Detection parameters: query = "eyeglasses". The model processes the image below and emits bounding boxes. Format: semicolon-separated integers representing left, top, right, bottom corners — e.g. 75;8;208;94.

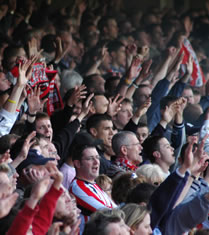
82;156;101;162
125;142;141;147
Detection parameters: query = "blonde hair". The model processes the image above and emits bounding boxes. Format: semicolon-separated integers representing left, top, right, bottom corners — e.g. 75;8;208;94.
136;164;166;185
122;203;150;230
95;174;112;189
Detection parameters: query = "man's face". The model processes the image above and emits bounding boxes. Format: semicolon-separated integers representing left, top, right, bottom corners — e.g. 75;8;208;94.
35;118;53;141
101;50;111;71
115;102;133;129
94;95;109;114
47;141;60;164
136;126;149;144
107;219;130;235
55;190;80;223
38;138;49;157
125;134;143;165
157;137;175;166
106;19;118;39
182;88;194;104
114;46;126;68
77;147;100;182
60;32;72;53
0;172;13;196
6;48;27;71
93;120;114;147
134;86;152;107
0;72;11;92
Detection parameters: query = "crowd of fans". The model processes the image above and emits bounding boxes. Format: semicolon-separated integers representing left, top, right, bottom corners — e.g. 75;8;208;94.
2;0;209;234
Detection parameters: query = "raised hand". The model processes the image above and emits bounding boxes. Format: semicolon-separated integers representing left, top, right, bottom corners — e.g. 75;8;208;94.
28;85;48;114
135;97;152;117
174;97;187;115
139;59;152;81
77;93;94;121
138;45;149;58
126;43;137;57
126;55;142;81
68;218;81;235
11;131;36;168
191;134;209;177
67;85;87;107
0;192;18;218
54;37;63;64
18;60;34;87
46;163;63;190
186;54;193;75
160;102;176;128
0;150;11;164
23;168;48;185
30;176;51;200
48;222;63;235
107;94;124;117
132;97;151;124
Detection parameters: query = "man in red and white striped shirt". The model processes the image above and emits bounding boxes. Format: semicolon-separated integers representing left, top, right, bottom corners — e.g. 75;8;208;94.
69;144;116;219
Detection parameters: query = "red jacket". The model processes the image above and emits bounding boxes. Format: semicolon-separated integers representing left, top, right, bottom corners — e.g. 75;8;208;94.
7;186;63;235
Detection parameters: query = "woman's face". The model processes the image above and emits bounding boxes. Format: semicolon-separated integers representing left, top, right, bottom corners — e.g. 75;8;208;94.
134;213;152;235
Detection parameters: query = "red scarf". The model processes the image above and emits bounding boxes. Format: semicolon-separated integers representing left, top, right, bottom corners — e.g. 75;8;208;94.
115;157;137;171
179;38;206;87
9;62;63;116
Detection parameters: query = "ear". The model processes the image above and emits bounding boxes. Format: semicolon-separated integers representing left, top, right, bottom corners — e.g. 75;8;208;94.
153;151;161;159
73;160;81;169
89;127;97;138
89;105;96;114
121;145;127;155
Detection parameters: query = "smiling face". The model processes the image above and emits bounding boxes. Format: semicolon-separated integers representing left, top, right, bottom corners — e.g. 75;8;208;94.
35;118;53;141
75;147;100;183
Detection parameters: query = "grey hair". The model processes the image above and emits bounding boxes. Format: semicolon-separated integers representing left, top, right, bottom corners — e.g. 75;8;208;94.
112;131;136;155
60;70;83;97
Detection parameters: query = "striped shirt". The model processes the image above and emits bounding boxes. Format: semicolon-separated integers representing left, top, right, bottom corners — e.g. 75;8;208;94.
69;178;116;216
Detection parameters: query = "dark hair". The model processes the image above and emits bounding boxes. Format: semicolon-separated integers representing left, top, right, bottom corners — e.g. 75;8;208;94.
112;172;142;204
160;96;178;110
35;112;50;121
0;135;12;154
41;34;56;53
83;209;123;235
86;113;112;133
107;40;125;53
142;135;163;163
72;144;96;162
179;142;198;163
98;16;116;34
83;74;101;93
126;183;156;204
137;122;149;129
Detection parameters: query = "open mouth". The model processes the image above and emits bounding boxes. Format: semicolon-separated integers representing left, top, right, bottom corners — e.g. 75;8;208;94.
92;167;98;171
